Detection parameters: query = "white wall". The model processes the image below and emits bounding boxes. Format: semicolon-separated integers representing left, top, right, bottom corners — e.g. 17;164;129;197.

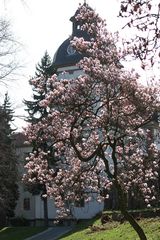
57;65;83;80
35;196;57;219
15;184;36;219
15;145;58;220
71;193;104;220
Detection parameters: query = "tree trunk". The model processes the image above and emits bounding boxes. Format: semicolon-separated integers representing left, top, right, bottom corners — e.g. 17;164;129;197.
121;209;147;240
43;197;49;227
114;180;147;240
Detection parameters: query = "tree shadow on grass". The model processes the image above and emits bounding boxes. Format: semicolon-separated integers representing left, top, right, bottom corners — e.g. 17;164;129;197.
0;227;47;240
58;216;100;239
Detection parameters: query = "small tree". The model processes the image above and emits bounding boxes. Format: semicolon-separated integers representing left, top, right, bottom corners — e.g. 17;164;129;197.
24;52;56;226
24;4;160;239
0;93;19;226
0;18;20;83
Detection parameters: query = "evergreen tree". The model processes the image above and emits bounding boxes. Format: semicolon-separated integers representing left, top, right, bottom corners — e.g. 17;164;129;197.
0;93;19;226
35;50;53;78
24;51;56;226
24;51;54;123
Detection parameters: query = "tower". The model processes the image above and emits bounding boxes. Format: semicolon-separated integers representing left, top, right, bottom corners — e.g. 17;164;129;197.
53;3;90;80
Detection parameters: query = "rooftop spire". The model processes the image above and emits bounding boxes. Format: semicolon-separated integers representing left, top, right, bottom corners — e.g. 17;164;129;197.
84;0;87;5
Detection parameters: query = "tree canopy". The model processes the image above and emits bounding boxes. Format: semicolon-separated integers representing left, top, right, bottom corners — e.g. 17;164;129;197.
23;3;160;239
119;0;160;68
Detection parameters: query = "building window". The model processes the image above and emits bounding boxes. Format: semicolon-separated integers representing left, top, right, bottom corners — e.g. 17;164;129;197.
23;198;30;210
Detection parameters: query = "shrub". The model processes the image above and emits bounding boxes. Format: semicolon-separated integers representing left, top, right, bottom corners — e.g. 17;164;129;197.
10;217;30;226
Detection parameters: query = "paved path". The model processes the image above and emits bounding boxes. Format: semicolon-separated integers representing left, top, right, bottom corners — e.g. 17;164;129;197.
25;226;73;240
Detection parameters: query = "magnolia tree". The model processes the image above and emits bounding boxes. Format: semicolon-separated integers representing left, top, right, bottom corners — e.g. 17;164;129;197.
23;4;160;240
119;0;160;68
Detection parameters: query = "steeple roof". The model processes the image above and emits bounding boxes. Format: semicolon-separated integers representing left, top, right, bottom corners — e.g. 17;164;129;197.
53;3;91;68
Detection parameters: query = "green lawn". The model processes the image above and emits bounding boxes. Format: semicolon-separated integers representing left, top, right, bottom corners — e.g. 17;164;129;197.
59;218;160;240
0;226;47;240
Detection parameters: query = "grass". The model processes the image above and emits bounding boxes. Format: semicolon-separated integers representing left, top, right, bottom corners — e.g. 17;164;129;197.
59;217;160;240
0;226;47;240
